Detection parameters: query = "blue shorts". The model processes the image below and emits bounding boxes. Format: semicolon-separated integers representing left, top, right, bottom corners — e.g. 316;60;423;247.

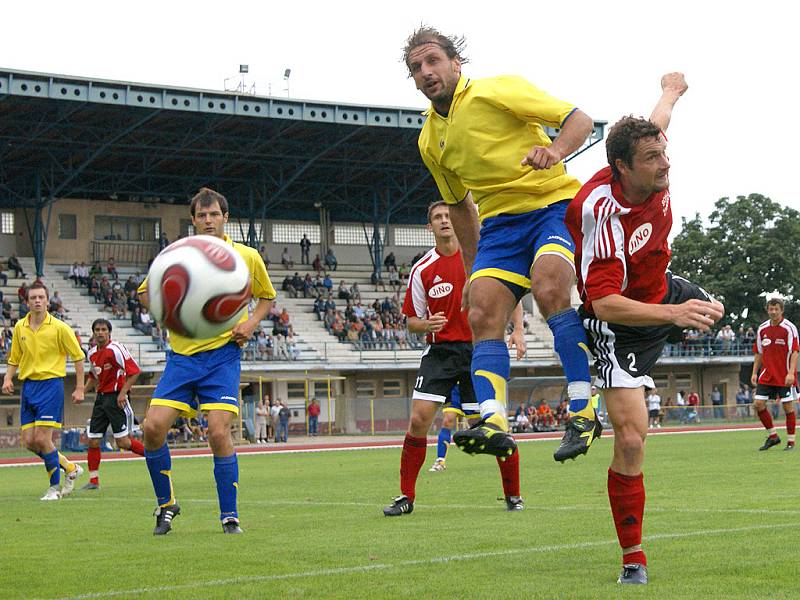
20;378;64;430
151;343;242;417
443;384;480;419
471;200;575;297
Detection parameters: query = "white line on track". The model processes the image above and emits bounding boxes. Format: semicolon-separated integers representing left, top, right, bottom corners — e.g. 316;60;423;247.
0;425;766;468
51;522;785;600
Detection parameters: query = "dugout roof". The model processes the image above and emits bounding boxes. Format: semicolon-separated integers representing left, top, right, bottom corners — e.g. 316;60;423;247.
0;68;605;226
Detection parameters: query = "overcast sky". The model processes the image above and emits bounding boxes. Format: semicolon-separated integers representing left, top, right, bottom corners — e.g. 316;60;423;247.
3;0;797;234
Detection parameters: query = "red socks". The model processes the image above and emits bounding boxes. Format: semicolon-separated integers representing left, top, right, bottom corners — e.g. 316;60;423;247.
129;439;145;456
400;434;427;502
785;411;796;436
496;449;520;497
758;408;776;434
608;469;647;565
88;447;101;484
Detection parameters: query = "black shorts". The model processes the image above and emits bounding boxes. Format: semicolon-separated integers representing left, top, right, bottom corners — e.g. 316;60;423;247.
88;393;136;439
754;384;796;402
581;272;713;389
648;409;660;418
412;342;476;407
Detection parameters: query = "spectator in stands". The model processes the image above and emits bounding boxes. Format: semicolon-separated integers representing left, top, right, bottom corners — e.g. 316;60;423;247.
7;253;26;279
307;399;321;436
17;282;27;304
88;276;101;303
312;254;322;274
398;262;409;282
159;232;170;250
255;399;269;443
350;282;362;302
337;280;350;300
270;400;282;442
324;248;338;271
312;273;325;295
19;298;29;320
383;252;397;269
281;247;294;269
89;261;102;279
555;398;570;427
537;400;555;430
302;274;315;298
277;401;291;441
300;234;311;265
372;270;386;292
135;306;154;335
313;295;326;320
281;275;295;298
256;330;271;360
76;262;89;286
323;308;336;332
291;272;303;295
69;262;80;286
1;299;13;327
259;245;270;267
322;273;333;294
0;263;6;287
387;265;401;293
411;251;425;265
124;276;138;295
324;293;336;313
716;324;735;355
381;296;393;314
286;331;299;360
107;257;119;280
113;289;128;319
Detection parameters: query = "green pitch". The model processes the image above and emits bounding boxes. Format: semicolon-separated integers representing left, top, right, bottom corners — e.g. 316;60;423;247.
1;430;798;599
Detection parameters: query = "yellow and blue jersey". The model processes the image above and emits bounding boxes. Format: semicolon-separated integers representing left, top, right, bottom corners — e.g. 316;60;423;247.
139;235;276;356
8;312;84;380
418;74;582;221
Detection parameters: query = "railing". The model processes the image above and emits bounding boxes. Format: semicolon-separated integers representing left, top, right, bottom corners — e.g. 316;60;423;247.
662;339;755;358
90;240;159;265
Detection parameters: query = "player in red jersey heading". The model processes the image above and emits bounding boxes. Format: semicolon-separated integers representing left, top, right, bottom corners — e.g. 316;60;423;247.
79;318;145;489
383;201;525;517
565;73;724;584
751;298;799;451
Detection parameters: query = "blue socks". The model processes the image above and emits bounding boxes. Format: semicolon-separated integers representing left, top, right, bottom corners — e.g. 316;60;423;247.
42;450;60;486
437;428;452;460
472;339;510;426
214;454;239;522
145;443;174;507
547;309;592;414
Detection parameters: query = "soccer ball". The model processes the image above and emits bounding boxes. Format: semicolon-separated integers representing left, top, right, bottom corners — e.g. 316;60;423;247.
147;235;251;339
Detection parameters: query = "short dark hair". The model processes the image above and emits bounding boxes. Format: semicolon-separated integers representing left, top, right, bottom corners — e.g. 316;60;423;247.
91;318;113;332
427;201;449;223
767;297;785;310
190;187;229;217
403;26;468;75
606;116;663;178
26;281;49;300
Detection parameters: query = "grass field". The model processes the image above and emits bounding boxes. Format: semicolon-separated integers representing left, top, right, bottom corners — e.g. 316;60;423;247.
1;429;798;599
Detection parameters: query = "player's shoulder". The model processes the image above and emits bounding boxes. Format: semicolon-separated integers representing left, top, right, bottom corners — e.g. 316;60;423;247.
49;315;74;334
87;345;98;358
470;74;529;95
757;320;770;332
575;166;615;200
409;248;439;277
232;241;260;262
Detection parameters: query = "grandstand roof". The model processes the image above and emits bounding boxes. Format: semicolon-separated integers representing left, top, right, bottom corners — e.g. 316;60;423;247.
0;68;605;225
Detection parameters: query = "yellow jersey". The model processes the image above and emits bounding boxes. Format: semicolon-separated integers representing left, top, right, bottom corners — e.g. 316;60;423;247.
8;312;85;380
139;235;276;356
418;74;582;220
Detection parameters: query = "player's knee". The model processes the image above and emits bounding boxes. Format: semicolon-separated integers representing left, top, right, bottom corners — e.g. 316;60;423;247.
468;304;505;338
23;437;39;453
409;412;432;437
531;281;570;318
115;436;131;450
617;429;645;458
143;419;166;446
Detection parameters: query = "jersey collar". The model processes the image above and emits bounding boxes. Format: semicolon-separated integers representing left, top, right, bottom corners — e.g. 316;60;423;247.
22;311;53;329
422;75;471;118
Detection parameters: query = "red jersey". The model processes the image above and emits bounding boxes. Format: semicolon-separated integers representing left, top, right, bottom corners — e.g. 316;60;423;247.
565;166;672;315
402;247;471;344
87;340;141;393
753;318;799;386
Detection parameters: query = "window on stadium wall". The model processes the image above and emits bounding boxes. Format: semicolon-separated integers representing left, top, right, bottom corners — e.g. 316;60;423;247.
58;214;77;240
653;376;669;391
382;380;403;398
223;221;263;244
179;219;195;238
674;374;692;391
286;382;306;400
1;211;14;235
272;223;320;244
333;224;386;246
95;216;159;241
394;226;434;247
356;380;376;399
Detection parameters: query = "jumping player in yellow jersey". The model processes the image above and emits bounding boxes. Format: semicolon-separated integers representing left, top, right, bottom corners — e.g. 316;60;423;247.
2;281;86;500
403;27;599;461
138;188;276;535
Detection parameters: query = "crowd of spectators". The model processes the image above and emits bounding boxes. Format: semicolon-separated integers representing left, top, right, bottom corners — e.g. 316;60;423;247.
510;399;570;433
664;324;757;357
242;300;300;361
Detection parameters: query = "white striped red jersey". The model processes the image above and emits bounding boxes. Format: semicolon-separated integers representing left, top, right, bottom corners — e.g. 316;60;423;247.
566;166;672;315
87;340;141;393
402;247;471;344
753;318;799;386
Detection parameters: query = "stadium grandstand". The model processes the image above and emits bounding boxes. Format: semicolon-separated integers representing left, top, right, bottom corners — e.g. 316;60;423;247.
0;68;755;444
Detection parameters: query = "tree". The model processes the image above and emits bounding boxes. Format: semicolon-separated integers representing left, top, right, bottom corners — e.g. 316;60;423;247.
670;194;800;328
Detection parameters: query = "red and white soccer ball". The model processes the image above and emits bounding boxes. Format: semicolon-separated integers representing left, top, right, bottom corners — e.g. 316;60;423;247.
147;235;251;339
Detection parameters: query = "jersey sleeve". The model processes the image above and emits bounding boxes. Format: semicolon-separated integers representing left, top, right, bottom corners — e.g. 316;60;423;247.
59;324;85;362
247;250;276;300
418;147;468;205
485;75;577;128
113;343;141;377
576;199;627;302
137;277;148;295
402;266;427;320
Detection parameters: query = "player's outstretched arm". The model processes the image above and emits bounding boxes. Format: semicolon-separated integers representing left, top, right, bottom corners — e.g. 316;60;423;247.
593;294;723;330
650;72;688;132
447;193;480;311
521;109;593;170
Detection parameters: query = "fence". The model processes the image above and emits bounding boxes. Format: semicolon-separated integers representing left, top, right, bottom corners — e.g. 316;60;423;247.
90;240;159;265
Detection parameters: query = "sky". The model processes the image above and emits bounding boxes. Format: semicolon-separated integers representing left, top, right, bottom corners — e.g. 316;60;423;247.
3;0;797;235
